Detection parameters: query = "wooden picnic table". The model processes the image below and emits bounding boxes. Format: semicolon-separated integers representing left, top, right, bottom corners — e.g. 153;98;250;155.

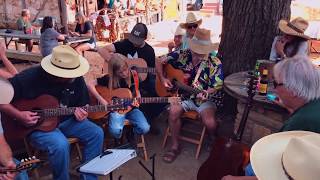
0;29;40;49
224;71;288;145
63;36;92;45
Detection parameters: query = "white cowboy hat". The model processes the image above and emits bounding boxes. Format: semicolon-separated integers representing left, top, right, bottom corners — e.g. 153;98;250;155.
41;45;89;78
179;12;202;29
278;17;310;39
0;78;14;104
250;131;320;180
174;25;185;36
188;28;215;55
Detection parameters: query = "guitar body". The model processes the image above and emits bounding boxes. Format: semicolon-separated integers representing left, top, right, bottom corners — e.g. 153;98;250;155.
126;58;149;81
197;137;250;180
155;64;185;97
2;95;59;142
88;86;133;119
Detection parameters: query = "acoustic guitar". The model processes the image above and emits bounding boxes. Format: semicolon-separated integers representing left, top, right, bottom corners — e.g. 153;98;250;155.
197;72;258;180
155;63;224;106
126;58;156;81
2;94;126;142
88;87;181;119
0;156;41;174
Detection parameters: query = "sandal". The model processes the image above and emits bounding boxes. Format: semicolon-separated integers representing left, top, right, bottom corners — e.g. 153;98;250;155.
162;148;181;163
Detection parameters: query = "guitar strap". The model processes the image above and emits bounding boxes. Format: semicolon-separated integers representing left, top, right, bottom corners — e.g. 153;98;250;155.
131;70;140;97
192;61;205;88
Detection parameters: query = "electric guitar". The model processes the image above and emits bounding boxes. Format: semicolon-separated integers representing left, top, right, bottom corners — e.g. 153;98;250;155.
197;72;258;180
2;95;126;142
88;87;181;119
0;157;41;174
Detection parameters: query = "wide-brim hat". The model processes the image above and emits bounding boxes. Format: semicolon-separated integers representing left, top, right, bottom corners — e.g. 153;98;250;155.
0;78;14;104
41;45;89;78
188;28;215;55
250;131;320;180
278;17;310;39
180;12;202;29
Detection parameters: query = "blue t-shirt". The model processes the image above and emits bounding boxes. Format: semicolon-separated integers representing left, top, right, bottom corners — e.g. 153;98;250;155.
40;28;60;57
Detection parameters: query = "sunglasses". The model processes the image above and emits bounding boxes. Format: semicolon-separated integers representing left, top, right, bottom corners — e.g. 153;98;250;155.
273;81;284;88
187;24;198;29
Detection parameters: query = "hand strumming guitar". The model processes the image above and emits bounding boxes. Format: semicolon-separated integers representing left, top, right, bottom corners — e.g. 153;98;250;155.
161;77;173;89
74;107;88;121
131;98;140;108
196;88;217;101
18;111;39;126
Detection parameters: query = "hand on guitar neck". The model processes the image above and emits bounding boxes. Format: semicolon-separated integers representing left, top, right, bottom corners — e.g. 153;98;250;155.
0;160;16;179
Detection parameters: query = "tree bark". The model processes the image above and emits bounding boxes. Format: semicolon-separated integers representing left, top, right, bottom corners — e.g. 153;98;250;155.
218;0;292;76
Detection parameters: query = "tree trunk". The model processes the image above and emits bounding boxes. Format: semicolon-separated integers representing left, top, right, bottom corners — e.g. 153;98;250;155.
218;0;292;76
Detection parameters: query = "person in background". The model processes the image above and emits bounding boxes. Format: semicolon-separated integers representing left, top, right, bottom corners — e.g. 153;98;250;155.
0;42;18;79
40;16;65;57
87;53;150;143
269;17;310;61
168;25;185;53
70;12;96;54
179;12;202;50
16;9;33;52
222;56;320;180
95;10;110;41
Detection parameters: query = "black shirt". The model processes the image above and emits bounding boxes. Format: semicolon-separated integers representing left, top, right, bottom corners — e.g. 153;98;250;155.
75;21;95;44
9;66;89;107
113;39;155;68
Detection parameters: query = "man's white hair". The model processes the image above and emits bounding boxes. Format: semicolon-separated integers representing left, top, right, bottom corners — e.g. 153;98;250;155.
273;56;320;101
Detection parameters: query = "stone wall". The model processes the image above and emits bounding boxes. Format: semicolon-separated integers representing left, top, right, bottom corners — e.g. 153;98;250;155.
234;102;289;146
0;0;61;29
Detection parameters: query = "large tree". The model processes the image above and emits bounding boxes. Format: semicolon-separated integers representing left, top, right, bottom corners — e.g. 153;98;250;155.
218;0;292;76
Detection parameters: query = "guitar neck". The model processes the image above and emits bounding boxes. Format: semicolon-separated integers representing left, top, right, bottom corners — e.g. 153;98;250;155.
39;105;114;117
121;97;173;104
134;67;156;74
0;168;17;173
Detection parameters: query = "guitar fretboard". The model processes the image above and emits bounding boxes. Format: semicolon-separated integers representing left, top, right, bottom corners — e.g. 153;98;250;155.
133;67;156;74
117;97;177;104
34;105;120;117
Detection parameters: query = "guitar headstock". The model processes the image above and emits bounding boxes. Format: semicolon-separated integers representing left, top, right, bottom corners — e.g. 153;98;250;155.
16;156;41;172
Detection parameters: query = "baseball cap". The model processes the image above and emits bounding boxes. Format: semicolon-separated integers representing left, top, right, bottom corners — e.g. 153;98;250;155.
128;23;148;45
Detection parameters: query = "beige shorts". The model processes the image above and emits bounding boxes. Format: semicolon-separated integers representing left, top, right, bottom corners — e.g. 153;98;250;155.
181;100;217;113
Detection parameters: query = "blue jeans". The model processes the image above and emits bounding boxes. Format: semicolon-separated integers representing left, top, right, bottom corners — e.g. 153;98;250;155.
109;108;150;139
29;117;104;180
14;159;29;180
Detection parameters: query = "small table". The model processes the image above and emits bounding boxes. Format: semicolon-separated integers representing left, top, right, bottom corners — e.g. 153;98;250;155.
224;71;289;145
0;29;40;49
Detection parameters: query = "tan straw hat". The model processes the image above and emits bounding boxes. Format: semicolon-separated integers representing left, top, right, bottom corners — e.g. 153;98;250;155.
0;78;14;104
174;25;185;36
180;12;202;29
188;28;215;55
250;131;320;180
41;45;89;78
278;17;310;39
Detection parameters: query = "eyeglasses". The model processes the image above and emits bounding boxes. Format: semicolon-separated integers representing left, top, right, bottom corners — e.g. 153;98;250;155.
273;81;284;88
187;24;198;29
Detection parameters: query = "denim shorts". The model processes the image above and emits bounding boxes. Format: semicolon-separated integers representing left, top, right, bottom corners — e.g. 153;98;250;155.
181;100;217;113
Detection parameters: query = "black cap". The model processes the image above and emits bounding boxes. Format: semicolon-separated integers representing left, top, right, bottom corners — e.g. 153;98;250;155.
128;23;148;45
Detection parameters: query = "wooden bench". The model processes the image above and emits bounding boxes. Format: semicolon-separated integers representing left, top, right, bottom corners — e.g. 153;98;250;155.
6;49;43;63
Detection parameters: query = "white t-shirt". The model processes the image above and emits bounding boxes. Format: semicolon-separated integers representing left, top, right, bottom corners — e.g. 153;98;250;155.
0;114;3;134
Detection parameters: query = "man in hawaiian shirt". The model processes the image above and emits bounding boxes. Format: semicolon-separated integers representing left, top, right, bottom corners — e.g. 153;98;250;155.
156;28;223;163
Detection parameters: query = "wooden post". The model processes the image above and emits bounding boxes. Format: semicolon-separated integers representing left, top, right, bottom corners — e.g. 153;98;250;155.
59;0;69;33
21;0;27;9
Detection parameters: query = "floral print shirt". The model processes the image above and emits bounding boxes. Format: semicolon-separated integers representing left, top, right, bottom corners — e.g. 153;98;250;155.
167;49;224;105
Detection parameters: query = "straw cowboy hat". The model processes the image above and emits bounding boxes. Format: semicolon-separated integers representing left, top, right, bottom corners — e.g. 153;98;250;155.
250;131;320;180
41;45;89;78
174;25;185;36
188;28;215;55
180;12;202;29
278;17;310;39
0;78;14;104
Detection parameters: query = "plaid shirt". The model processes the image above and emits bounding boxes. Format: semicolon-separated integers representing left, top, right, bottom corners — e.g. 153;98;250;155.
167;49;224;105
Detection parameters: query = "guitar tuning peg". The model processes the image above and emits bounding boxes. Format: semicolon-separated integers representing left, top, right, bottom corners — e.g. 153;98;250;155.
21;159;25;162
29;157;32;160
32;156;36;159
